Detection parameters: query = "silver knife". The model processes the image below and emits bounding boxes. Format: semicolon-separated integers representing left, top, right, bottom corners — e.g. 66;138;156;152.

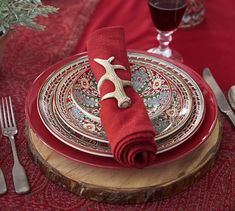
203;67;235;127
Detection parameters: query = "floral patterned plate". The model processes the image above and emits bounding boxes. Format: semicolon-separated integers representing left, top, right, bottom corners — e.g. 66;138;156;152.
28;52;217;168
71;64;172;122
54;63;193;142
37;52;205;157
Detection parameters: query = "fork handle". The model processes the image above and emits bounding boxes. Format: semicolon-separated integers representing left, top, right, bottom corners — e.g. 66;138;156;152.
9;135;30;194
12;162;30;194
0;168;7;195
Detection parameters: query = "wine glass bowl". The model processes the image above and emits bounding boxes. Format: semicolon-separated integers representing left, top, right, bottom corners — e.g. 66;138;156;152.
147;0;187;62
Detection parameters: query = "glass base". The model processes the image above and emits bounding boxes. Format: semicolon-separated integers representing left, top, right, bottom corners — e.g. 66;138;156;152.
147;47;183;63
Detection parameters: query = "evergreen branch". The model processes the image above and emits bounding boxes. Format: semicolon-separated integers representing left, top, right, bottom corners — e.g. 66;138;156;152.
0;0;58;33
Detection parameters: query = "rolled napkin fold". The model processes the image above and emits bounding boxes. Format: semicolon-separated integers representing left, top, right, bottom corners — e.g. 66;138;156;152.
87;26;157;168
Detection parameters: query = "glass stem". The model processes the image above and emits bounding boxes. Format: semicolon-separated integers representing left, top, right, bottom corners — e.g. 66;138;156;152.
157;30;174;58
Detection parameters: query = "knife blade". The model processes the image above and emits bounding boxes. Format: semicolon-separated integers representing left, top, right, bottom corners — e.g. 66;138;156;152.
203;68;235;127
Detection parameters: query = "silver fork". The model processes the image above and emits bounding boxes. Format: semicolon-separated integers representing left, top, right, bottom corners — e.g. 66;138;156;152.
0;96;30;194
0;167;7;195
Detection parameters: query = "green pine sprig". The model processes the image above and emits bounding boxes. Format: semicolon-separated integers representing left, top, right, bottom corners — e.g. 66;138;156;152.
0;0;58;34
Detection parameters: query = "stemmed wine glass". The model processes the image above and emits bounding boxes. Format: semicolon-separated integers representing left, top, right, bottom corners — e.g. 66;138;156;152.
147;0;187;62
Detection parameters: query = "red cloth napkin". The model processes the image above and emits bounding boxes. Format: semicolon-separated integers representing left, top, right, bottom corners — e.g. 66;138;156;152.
87;26;157;168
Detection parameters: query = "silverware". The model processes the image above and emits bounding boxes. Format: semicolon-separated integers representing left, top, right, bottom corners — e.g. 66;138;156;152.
0;96;30;194
202;68;235;127
0;119;7;195
0;168;7;195
228;85;235;110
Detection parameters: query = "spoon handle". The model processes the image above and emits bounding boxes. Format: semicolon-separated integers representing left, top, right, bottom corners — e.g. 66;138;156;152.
226;110;235;127
228;85;235;111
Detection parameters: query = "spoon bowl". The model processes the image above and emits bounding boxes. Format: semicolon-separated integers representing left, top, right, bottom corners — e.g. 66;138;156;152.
228;85;235;110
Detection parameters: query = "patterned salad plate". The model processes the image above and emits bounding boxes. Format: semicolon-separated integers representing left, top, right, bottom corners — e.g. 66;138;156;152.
54;60;193;142
37;52;205;157
71;65;173;123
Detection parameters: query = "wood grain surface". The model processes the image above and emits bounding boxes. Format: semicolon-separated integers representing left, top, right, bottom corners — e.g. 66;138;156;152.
26;120;221;204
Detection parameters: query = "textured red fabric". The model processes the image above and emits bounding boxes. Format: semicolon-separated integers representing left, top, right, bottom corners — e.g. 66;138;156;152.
87;27;156;168
0;0;234;210
74;0;235;93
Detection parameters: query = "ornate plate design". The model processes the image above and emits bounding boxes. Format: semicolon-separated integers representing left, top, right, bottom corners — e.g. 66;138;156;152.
71;65;172;122
37;52;205;157
28;53;217;168
54;65;192;142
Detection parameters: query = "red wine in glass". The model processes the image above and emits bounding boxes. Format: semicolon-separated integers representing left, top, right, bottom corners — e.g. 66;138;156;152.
148;0;187;31
147;0;187;62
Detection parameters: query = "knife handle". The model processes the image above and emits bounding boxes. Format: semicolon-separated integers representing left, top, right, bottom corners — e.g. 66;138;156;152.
226;110;235;127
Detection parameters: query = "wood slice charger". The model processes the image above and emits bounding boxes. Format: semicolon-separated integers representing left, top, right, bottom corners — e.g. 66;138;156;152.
26;119;222;204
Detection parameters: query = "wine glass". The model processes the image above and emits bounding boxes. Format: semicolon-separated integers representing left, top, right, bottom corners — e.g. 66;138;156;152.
147;0;187;62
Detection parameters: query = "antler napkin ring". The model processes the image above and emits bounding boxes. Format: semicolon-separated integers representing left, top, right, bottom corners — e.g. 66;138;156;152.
94;56;132;108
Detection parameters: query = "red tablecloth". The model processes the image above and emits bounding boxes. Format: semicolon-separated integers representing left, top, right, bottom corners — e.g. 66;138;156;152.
75;0;235;92
0;0;235;210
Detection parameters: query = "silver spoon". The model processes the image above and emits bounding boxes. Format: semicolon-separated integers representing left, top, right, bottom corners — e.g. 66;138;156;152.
228;85;235;110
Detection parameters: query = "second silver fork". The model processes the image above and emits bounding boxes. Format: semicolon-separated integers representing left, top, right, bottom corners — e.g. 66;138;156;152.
0;167;7;195
0;96;30;194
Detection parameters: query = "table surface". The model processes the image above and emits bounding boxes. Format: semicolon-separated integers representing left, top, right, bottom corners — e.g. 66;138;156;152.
0;0;235;210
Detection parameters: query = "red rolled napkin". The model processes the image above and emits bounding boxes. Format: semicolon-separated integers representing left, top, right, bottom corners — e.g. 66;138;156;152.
87;26;157;168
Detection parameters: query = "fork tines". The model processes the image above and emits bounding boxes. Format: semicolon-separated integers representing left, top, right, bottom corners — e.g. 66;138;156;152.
0;96;30;194
0;96;16;129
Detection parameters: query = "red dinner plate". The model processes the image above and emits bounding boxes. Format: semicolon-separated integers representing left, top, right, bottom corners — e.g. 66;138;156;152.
25;52;218;168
